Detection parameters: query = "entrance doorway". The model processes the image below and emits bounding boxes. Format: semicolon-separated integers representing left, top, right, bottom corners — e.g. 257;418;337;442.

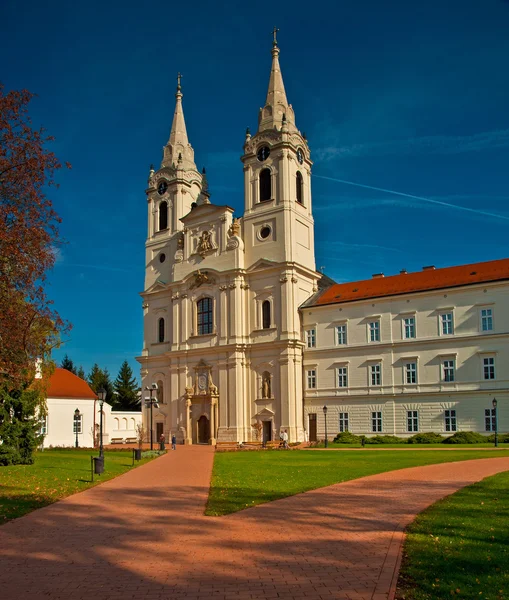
262;421;272;443
197;415;210;444
156;422;164;442
309;413;317;442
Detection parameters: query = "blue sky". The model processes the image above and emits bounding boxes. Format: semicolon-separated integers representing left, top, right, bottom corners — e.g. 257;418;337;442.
1;0;508;381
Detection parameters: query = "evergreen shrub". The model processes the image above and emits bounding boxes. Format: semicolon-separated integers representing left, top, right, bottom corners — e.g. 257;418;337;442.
365;435;406;444
407;432;445;444
333;431;362;444
442;431;488;444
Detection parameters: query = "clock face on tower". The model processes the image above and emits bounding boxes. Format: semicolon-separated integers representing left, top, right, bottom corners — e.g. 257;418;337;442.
157;181;168;195
297;148;304;164
257;146;271;162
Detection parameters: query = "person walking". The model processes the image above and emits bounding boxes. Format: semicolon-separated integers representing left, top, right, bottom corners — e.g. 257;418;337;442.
283;429;289;449
171;433;177;450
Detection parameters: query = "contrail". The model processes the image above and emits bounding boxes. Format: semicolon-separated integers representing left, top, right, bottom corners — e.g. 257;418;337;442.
314;174;509;222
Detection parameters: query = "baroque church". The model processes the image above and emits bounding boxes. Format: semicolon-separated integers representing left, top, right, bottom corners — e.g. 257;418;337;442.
138;34;324;444
138;35;508;444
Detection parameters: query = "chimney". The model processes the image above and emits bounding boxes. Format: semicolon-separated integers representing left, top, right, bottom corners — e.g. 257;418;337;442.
400;269;408;274
422;265;436;271
372;273;385;279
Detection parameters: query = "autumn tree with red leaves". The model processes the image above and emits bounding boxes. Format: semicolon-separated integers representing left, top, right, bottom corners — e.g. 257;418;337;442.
0;83;70;464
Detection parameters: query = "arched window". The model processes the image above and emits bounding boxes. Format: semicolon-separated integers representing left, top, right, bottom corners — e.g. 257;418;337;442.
122;417;128;430
157;379;164;404
296;171;303;204
114;418;119;431
259;169;271;202
159;201;168;231
262;300;271;329
197;297;213;335
130;418;136;430
158;318;165;343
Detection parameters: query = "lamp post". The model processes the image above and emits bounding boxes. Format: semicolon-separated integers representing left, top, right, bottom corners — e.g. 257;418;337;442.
144;383;159;451
98;388;106;458
74;408;81;448
323;405;328;448
492;398;498;448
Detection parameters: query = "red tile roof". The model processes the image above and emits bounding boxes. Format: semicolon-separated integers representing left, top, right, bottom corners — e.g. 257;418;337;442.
46;368;97;400
308;258;509;307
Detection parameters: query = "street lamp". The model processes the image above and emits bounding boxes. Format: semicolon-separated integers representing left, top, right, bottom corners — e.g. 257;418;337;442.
492;398;498;448
323;405;328;448
98;388;106;458
144;383;159;451
74;408;81;448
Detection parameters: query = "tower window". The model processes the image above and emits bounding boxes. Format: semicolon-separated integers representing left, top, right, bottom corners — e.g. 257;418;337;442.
158;318;165;343
259;169;271;202
159;201;168;231
296;171;303;204
197;297;213;335
262;300;271;329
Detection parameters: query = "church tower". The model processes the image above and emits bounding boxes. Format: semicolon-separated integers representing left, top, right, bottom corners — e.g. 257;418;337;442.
144;75;204;290
242;29;315;273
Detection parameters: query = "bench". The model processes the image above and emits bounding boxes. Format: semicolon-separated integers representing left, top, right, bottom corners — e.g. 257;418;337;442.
240;441;263;450
265;441;282;449
215;442;240;452
110;437;125;444
124;437;137;444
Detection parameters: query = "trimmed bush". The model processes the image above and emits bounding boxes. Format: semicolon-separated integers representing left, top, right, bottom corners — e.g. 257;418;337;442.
442;431;488;444
333;431;362;444
365;435;406;444
408;432;445;444
487;432;509;444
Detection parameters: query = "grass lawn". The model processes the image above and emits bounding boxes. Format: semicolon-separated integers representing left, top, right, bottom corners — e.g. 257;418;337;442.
205;448;509;516
0;449;158;523
396;470;509;600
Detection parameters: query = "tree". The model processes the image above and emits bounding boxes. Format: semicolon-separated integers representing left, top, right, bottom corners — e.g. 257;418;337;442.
113;361;140;411
60;354;76;375
0;84;71;383
0;84;70;464
76;365;85;380
87;364;114;404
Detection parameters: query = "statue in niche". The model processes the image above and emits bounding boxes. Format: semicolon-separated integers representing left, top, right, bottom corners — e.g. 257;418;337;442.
197;230;213;256
262;372;271;399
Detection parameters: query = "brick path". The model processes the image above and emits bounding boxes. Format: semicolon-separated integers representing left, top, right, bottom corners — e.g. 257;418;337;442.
0;448;508;600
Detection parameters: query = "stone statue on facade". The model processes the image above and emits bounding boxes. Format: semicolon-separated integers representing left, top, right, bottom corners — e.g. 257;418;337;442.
262;373;271;399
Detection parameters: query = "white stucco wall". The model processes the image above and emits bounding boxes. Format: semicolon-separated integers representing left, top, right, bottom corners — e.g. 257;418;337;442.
43;398;95;448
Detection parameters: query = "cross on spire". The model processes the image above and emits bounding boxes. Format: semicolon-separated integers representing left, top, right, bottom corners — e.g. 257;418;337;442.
177;72;182;92
272;26;279;47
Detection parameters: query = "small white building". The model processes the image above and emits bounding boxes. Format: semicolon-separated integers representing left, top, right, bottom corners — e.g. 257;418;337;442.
40;368;142;447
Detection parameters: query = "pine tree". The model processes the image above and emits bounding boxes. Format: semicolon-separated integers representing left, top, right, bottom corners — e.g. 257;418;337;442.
87;364;114;405
60;354;76;374
77;365;85;380
113;361;140;411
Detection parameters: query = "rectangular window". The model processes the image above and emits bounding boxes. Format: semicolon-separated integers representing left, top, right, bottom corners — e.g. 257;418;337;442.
483;357;495;380
372;411;382;433
307;369;316;389
444;409;457;432
443;360;455;382
197;297;213;335
440;312;454;335
306;329;316;348
485;408;496;432
407;410;419;432
404;317;416;339
40;416;47;436
369;321;380;342
370;364;381;386
337;367;348;388
339;412;349;432
336;324;347;345
73;415;83;434
481;308;493;332
405;362;417;384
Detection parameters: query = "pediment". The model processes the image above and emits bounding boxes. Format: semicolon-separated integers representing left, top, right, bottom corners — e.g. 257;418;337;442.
253;407;275;418
145;279;168;293
180;203;234;223
246;258;279;273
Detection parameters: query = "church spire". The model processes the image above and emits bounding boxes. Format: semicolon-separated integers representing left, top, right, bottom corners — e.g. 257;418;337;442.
258;28;297;133
161;73;197;171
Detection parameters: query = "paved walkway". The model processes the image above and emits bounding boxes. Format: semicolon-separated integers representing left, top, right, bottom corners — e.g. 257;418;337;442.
0;448;508;600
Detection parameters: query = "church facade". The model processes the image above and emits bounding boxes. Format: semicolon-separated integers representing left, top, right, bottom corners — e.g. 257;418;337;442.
137;38;508;444
137;36;321;444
